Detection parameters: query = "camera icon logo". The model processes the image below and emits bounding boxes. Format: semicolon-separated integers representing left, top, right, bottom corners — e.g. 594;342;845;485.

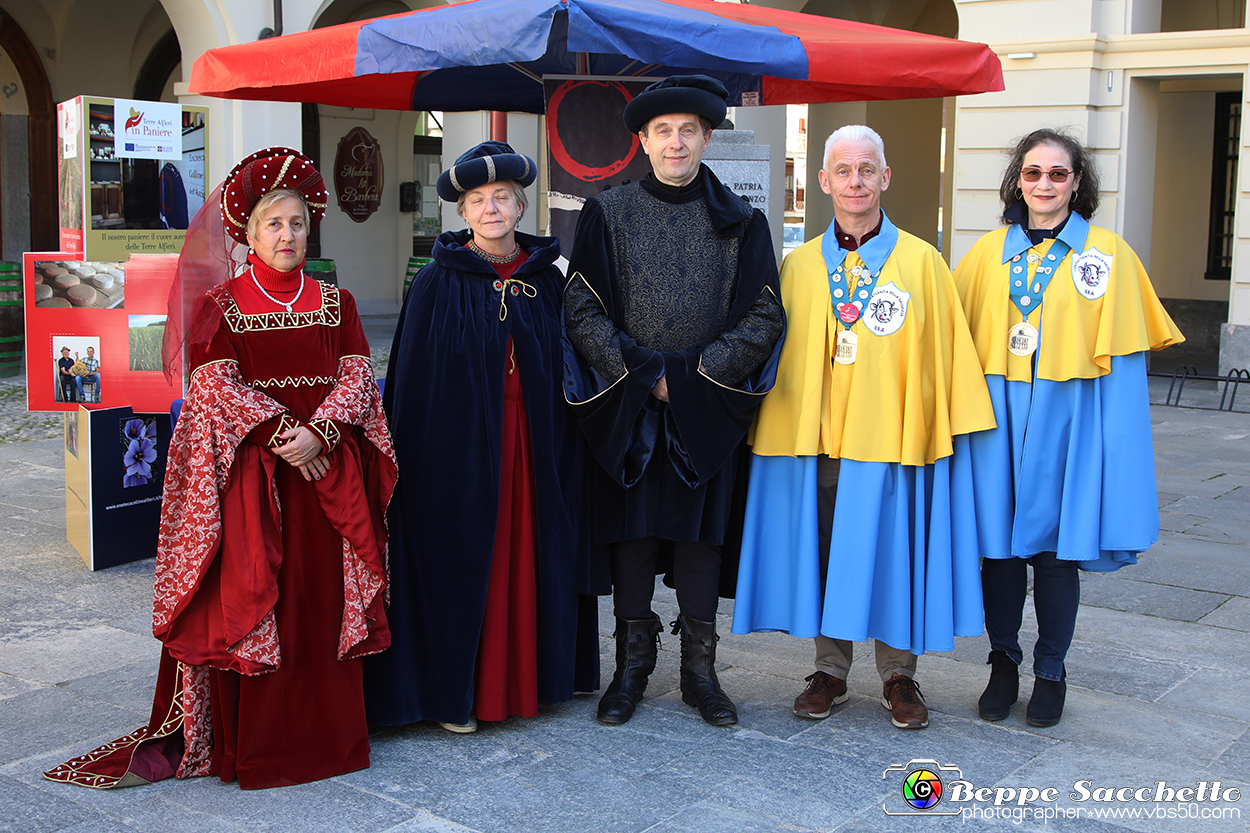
883;759;963;816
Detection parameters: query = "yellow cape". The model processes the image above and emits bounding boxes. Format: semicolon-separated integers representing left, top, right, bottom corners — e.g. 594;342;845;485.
953;225;1184;383
750;230;995;465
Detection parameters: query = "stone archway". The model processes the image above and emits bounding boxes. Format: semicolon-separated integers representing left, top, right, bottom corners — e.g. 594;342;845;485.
0;8;56;252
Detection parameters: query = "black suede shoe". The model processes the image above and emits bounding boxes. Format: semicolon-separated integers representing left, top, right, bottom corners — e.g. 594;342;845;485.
978;650;1019;722
1026;671;1067;728
597;615;663;725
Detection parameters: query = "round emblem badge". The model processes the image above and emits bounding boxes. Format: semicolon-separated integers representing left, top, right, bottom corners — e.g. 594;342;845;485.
1008;320;1040;356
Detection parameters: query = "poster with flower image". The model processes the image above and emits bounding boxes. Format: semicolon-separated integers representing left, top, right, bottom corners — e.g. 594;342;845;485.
121;416;159;487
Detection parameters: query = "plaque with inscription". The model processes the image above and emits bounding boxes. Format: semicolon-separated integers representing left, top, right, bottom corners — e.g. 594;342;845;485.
335;126;384;223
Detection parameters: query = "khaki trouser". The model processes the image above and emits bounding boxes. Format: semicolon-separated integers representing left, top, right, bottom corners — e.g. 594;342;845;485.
814;455;918;683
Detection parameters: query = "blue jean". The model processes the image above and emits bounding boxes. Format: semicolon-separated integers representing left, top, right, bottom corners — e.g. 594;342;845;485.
981;552;1078;682
74;373;100;401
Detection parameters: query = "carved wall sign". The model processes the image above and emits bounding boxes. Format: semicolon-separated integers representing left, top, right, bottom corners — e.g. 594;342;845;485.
334;126;383;223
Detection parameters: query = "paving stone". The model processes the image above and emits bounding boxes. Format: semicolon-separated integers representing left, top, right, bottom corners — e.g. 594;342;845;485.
378;811;483;832
353;717;698;833
62;660;161;716
1124;538;1250;596
1156;668;1250;724
0;773;95;833
656;730;889;832
1160;496;1220;519
157;776;420;833
1212;729;1250;778
1073;604;1248;671
0;684;147;766
644;800;825;832
1002;745;1249;833
1183;514;1250;543
1198;597;1250;632
1077;574;1229;622
1158;512;1203;534
995;684;1246;769
0;623;159;685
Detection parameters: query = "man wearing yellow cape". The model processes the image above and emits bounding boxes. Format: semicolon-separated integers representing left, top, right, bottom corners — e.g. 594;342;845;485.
733;126;995;730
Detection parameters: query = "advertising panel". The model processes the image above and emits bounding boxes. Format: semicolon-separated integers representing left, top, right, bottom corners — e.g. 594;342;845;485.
56;95;208;261
23;252;183;413
64;406;172;571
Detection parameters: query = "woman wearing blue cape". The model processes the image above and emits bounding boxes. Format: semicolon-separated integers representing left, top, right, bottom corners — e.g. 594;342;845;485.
364;142;598;733
954;128;1183;727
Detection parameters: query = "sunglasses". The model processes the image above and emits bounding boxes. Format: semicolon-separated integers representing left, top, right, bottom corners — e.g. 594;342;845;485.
1021;167;1074;183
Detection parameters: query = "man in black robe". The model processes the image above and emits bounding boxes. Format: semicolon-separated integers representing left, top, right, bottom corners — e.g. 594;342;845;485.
564;75;784;727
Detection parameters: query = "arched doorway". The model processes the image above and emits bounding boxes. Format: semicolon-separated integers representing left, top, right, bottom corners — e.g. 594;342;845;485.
0;8;55;254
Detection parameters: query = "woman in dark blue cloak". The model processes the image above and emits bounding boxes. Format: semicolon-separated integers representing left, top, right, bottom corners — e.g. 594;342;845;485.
364;142;598;733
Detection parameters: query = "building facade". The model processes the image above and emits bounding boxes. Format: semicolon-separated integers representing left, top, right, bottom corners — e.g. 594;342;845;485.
1;0;1246;371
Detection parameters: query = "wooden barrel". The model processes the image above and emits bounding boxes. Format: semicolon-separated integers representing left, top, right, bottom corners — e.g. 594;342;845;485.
304;258;338;286
0;262;22;378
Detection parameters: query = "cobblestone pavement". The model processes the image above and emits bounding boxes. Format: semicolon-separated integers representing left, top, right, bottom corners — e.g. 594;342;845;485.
0;377;61;444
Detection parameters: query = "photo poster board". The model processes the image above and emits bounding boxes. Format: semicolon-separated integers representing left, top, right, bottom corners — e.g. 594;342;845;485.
24;252;182;413
543;77;658;259
64;405;172;571
57;95;208;261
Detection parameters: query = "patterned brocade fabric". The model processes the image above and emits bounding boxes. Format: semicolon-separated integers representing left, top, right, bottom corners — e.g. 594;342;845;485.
564;184;783;388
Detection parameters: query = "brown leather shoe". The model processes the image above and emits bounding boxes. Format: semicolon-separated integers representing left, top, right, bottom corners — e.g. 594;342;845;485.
793;671;849;719
882;674;929;729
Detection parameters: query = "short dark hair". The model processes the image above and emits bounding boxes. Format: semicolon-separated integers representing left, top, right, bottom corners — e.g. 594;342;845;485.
999;128;1101;223
61;347;70;352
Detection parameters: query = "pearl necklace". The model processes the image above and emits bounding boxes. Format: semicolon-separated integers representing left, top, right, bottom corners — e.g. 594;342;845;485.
468;238;521;264
251;268;305;313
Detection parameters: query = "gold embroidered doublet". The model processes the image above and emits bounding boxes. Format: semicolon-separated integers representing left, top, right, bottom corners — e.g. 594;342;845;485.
213;282;343;334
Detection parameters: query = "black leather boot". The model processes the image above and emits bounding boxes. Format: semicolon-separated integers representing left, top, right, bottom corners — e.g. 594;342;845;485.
597;614;663;725
676;615;737;726
1026;670;1067;728
978;650;1019;722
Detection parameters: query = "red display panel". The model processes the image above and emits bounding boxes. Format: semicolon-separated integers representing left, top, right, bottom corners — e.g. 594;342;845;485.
24;252;183;413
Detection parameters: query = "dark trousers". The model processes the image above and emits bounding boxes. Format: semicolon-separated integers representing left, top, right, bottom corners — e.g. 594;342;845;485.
610;537;721;622
982;552;1079;682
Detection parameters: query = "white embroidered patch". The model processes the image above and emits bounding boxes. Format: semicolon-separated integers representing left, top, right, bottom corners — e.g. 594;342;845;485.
1071;247;1112;300
863;282;909;337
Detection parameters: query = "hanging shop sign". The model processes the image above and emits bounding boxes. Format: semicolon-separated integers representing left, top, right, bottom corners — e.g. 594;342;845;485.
334;126;384;223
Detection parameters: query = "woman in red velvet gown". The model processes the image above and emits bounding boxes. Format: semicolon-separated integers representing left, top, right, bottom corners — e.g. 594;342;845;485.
44;148;396;790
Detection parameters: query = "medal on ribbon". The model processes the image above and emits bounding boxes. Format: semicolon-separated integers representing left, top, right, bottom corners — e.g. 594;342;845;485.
1006;238;1072;358
826;255;880;365
834;329;858;365
1008;321;1040;357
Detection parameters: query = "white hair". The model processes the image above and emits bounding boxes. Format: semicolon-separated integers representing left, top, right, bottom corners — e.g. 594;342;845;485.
822;125;887;170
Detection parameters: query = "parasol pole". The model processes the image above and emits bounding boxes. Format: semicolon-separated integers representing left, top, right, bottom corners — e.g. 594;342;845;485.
490;111;507;141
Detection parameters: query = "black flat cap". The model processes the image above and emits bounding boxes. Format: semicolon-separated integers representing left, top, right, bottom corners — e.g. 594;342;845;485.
622;75;728;134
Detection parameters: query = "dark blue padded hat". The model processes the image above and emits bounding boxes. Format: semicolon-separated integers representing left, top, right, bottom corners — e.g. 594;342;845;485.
622;75;728;134
436;141;536;202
